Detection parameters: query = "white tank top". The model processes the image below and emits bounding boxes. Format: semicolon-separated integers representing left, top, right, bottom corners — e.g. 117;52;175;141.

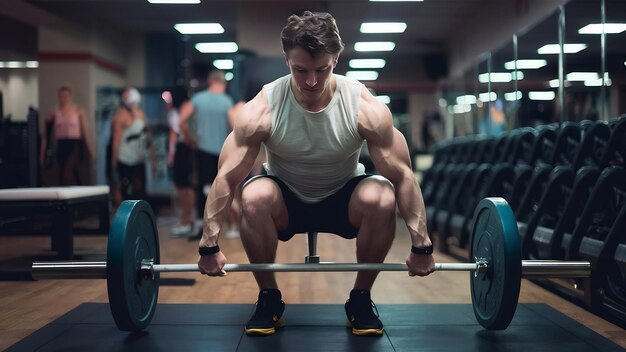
117;117;148;166
263;74;365;203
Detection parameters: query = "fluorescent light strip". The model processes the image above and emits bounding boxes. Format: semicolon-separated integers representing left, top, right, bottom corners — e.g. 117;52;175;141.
449;104;471;114
6;61;25;68
537;44;587;54
578;23;626;34
360;22;407;33
504;91;522;101
456;95;476;105
213;59;234;70
504;59;547;70
354;42;396;52
0;61;38;68
584;78;612;87
376;95;391;104
225;72;234;81
349;59;386;69
195;42;238;53
479;73;510;83
478;72;524;83
566;72;599;81
175;23;224;34
346;71;379;81
549;79;560;88
583;73;611;86
528;91;555;101
148;0;200;3
479;92;497;102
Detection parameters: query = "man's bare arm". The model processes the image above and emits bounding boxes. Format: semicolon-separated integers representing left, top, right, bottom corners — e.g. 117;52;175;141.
358;88;430;248
199;97;270;247
178;101;196;148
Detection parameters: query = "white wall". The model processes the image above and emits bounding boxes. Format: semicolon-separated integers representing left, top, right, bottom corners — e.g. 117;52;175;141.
0;69;38;121
37;20;146;183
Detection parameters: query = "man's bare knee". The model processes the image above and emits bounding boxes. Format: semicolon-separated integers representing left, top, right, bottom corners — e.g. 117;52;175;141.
241;179;285;221
351;177;396;219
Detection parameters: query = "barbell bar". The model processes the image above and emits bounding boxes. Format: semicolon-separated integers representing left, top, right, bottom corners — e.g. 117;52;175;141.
32;260;590;278
30;198;592;333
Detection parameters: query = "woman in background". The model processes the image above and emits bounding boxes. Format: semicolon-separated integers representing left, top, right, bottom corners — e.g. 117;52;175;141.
40;85;94;185
110;87;157;206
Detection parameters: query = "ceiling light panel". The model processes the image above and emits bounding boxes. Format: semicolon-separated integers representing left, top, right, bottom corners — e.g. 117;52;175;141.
175;23;224;34
148;0;200;4
360;22;407;33
504;59;547;70
578;23;626;34
537;44;587;54
354;42;396;52
349;59;386;69
195;42;238;53
346;71;379;80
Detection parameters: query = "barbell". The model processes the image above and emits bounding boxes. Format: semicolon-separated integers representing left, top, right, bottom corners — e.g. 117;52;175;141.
31;198;591;332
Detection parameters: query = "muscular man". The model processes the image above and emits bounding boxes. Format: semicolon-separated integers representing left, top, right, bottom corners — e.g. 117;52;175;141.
197;11;435;336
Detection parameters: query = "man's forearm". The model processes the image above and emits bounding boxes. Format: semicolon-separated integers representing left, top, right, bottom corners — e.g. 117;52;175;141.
199;177;234;247
395;174;430;247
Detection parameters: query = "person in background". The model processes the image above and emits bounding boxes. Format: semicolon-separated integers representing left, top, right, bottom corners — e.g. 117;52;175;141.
166;87;195;237
40;85;94;185
110;87;157;206
179;70;236;238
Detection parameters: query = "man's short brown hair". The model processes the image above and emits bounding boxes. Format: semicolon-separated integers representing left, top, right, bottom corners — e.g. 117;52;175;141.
281;11;345;56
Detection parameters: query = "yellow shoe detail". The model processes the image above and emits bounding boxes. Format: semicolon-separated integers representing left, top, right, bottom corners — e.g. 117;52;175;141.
245;319;284;336
351;327;384;336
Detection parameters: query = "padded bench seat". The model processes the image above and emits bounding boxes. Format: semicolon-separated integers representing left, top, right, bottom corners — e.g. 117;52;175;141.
0;186;110;259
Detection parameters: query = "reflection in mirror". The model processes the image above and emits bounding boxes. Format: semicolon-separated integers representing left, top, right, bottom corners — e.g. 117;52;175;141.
477;56;502;135
489;40;517;133
564;0;603;122
605;0;626;118
517;10;560;127
441;61;478;138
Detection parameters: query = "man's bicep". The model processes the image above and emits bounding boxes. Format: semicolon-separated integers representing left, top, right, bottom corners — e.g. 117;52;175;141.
218;132;260;185
367;129;411;180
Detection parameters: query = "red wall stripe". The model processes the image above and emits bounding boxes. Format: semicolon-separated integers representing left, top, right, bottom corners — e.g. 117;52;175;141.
38;52;126;76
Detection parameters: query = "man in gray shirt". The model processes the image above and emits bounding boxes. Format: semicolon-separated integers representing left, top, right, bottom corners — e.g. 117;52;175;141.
196;11;435;337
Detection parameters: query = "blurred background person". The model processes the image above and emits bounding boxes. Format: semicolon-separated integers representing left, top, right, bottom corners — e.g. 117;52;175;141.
179;70;235;238
110;87;157;207
165;87;195;237
39;85;94;185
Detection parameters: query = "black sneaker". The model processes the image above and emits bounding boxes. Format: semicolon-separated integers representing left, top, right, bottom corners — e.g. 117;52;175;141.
245;289;285;336
344;289;384;336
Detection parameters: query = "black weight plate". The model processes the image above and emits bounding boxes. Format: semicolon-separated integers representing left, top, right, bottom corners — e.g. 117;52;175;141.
470;197;521;330
107;200;160;331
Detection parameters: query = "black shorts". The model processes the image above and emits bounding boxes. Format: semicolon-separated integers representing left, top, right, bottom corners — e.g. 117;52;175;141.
173;142;193;187
244;174;373;241
117;162;146;199
197;150;219;187
56;139;82;166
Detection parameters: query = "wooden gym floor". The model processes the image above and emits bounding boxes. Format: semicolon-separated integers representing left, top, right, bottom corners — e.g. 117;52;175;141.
0;211;625;350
